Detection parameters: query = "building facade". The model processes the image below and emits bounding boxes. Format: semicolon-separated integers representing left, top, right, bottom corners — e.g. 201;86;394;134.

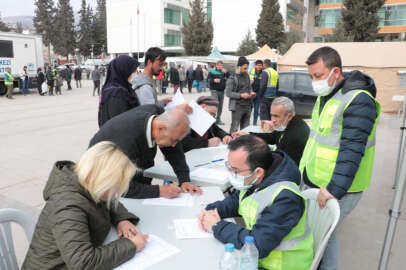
106;0;212;56
316;0;406;41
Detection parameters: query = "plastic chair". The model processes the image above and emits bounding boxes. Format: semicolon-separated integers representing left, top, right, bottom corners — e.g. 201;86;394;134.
302;189;340;270
0;208;35;270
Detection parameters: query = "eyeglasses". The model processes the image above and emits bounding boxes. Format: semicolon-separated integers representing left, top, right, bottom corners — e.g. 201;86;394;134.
225;161;251;175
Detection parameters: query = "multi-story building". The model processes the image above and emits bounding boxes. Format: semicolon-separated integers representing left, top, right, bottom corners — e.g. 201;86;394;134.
316;0;406;41
106;0;212;56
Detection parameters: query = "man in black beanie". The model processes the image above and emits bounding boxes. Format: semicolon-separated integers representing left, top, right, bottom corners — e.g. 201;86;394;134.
226;56;256;133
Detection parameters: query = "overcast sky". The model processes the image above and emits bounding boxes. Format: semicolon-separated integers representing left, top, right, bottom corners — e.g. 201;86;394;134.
1;0;98;17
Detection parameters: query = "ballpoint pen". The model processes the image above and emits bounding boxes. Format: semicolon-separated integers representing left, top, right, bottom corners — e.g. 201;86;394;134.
194;158;225;167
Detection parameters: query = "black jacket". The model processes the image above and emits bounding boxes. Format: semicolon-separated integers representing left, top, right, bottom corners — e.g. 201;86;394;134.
207;69;228;91
303;70;378;199
169;67;180;84
36;71;45;84
251;116;309;166
181;124;229;152
193;68;204;81
74;68;82;80
89;105;190;198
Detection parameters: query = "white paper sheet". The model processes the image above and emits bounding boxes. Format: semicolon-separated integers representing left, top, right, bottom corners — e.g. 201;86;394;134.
114;234;180;270
190;167;229;184
165;90;185;110
143;192;194;207
173;218;213;239
187;100;216;136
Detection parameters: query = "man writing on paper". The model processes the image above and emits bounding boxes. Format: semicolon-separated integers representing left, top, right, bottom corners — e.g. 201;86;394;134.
198;135;313;270
232;97;309;165
181;96;232;152
89;105;202;199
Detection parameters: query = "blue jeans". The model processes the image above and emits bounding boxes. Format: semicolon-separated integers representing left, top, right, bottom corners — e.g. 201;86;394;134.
319;192;362;270
196;80;203;93
253;97;261;125
21;78;29;94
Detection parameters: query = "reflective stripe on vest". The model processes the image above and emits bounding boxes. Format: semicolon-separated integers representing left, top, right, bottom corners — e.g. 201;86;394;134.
299;89;381;192
238;181;314;270
4;72;13;85
249;68;256;81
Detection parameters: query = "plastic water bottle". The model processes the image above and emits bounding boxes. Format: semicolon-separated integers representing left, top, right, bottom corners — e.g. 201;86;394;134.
240;236;259;270
219;243;239;270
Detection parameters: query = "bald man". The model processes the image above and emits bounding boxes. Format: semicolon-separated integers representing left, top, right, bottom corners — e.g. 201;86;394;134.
89;104;202;199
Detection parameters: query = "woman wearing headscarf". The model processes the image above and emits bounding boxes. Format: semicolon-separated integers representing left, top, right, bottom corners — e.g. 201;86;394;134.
98;55;140;127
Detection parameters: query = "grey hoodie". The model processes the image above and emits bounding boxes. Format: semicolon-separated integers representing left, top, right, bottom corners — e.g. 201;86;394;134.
133;73;165;107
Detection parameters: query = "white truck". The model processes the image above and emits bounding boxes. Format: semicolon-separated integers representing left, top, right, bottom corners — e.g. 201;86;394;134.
0;32;44;96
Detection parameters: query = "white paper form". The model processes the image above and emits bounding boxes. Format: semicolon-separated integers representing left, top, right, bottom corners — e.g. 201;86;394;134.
114;234;180;270
190;167;229;185
173;218;213;239
143;192;194;207
187;100;216;136
165;90;185;110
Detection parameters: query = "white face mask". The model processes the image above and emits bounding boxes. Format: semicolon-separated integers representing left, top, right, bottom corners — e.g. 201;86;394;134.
312;68;337;96
128;72;137;85
228;169;259;191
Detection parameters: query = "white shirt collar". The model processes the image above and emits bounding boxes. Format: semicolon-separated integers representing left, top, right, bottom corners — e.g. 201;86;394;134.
146;115;156;148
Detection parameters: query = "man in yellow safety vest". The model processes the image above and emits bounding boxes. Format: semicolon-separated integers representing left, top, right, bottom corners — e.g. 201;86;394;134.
300;46;380;270
4;67;14;99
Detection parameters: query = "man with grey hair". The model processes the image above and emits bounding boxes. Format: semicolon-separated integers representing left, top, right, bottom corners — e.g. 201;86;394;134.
232;96;309;165
89;104;202;199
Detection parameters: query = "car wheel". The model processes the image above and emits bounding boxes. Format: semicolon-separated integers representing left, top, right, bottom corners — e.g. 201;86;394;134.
0;83;7;96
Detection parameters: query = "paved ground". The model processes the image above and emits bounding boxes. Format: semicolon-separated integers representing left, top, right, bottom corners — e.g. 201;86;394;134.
1;80;405;269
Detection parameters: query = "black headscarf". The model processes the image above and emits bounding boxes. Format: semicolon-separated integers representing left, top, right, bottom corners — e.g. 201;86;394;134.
99;55;139;104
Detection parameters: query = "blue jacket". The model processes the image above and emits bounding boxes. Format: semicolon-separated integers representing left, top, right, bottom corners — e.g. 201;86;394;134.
206;151;305;259
303;70;378;199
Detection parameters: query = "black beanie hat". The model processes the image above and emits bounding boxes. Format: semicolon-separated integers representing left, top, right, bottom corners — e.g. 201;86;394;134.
237;56;249;67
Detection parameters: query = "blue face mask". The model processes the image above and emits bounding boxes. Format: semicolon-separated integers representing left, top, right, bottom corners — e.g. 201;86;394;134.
228;169;259;190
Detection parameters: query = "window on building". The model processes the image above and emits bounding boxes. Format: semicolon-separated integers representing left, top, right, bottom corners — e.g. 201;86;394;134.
0;40;13;58
164;8;181;25
183;9;189;24
164;31;182;47
319;9;341;28
378;4;406;26
207;0;212;21
319;0;343;4
287;7;304;27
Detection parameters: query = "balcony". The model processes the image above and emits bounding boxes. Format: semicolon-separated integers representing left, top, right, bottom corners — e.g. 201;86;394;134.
287;0;307;13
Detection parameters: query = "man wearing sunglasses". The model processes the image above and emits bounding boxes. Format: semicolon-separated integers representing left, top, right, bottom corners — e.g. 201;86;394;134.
198;135;313;270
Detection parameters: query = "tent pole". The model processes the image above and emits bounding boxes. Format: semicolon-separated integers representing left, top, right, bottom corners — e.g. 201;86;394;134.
378;102;406;270
393;98;406;188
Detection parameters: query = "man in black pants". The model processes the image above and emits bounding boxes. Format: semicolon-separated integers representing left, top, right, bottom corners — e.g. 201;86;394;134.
186;65;194;93
89;105;202;199
208;60;229;125
232;96;309;166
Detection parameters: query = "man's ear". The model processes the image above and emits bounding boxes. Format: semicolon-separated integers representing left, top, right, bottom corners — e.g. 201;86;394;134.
287;112;294;121
255;167;265;180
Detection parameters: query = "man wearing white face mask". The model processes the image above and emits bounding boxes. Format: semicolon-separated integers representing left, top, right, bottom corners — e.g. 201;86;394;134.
198;135;314;270
232;96;309;165
301;46;380;270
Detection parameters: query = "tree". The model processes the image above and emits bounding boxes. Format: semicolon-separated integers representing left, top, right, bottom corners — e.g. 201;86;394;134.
236;30;258;56
0;16;11;32
15;22;24;33
54;0;76;60
279;30;303;54
78;0;92;57
256;0;285;50
182;0;213;55
92;0;107;56
34;0;56;61
341;0;385;41
324;17;353;42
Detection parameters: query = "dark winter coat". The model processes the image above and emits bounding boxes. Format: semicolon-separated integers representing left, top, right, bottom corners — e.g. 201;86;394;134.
36;71;45;84
206;151;304;259
193;67;204;81
65;68;72;81
303;70;379;199
22;161;139;270
208;68;228;91
251;116;310;166
169;67;180;85
181;123;229;152
90;104;191;198
74;67;82;80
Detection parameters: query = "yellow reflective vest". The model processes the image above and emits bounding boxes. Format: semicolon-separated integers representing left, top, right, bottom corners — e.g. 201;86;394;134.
238;181;314;270
299;89;381;192
263;67;278;98
4;72;13;85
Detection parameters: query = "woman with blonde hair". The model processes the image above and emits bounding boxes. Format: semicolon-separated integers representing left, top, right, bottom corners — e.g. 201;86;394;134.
22;141;148;270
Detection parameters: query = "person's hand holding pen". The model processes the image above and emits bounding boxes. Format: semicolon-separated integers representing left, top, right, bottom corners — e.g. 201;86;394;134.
159;180;181;199
117;221;149;252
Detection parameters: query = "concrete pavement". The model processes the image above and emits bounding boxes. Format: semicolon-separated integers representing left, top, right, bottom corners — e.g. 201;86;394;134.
0;80;404;269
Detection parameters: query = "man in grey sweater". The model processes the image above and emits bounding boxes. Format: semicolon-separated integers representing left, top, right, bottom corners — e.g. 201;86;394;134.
91;65;101;96
133;47;172;107
226;56;256;133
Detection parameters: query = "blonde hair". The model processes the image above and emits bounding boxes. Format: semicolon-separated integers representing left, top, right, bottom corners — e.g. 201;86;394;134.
74;141;136;207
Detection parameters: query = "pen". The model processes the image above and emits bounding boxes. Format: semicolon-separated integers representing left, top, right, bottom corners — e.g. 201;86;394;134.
164;179;172;185
211;159;224;163
194;159;225;167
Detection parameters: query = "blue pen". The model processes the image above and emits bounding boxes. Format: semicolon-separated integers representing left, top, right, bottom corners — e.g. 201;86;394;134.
164;179;172;185
211;158;224;163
